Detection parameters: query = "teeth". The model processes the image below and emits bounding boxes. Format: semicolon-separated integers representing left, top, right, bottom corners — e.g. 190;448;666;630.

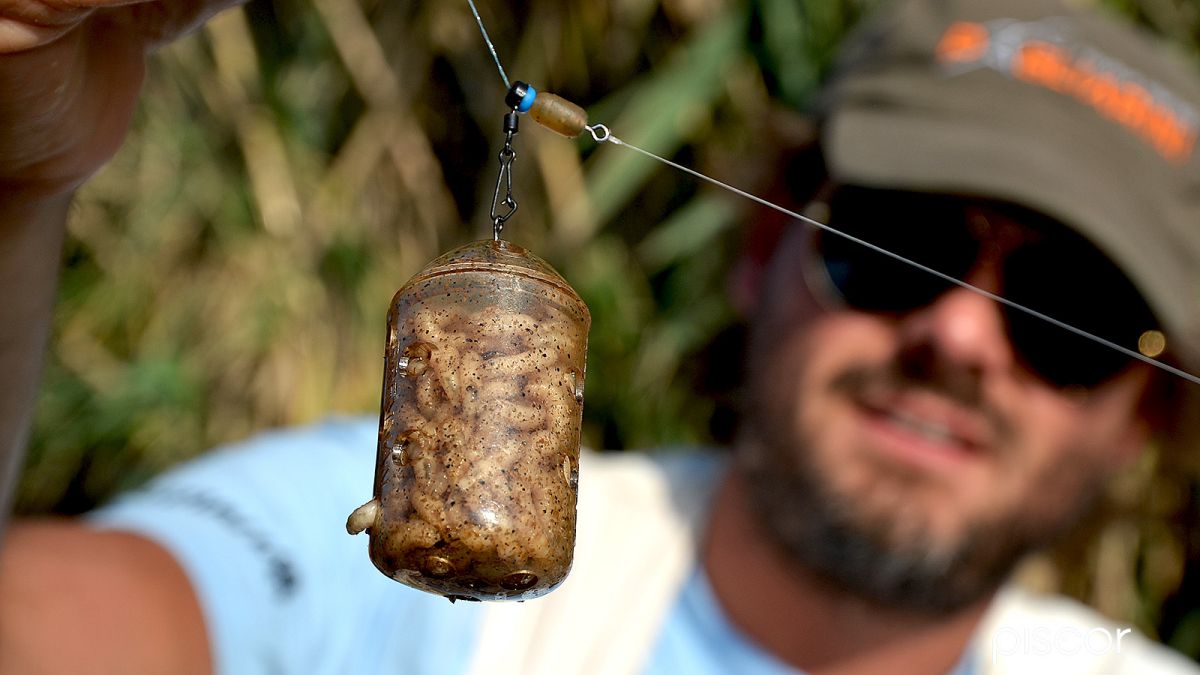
887;411;955;443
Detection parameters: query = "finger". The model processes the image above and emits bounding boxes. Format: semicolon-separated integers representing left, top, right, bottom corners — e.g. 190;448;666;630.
0;0;92;52
0;0;242;53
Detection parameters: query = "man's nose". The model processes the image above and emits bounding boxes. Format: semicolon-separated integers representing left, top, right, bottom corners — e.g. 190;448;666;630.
895;278;1015;378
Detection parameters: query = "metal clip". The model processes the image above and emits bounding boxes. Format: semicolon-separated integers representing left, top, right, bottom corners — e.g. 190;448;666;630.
490;111;520;241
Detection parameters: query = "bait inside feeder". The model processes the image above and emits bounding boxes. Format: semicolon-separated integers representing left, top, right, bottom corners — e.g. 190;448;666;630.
347;239;590;602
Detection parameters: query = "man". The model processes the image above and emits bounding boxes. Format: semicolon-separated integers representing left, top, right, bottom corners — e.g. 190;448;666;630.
2;0;1200;674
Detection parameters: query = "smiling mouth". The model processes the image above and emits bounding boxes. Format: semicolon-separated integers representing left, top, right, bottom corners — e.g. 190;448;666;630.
880;408;960;445
854;392;994;463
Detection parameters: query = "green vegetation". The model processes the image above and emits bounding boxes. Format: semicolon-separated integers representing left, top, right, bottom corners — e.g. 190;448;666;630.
16;0;1200;659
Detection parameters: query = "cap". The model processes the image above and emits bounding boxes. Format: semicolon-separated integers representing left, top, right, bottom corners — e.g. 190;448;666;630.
816;0;1200;368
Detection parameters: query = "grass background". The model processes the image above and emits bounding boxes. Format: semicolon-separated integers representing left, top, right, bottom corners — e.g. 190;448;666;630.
14;0;1200;659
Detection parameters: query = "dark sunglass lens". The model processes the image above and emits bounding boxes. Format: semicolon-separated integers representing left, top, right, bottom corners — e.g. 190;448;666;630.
1004;241;1157;388
819;233;940;311
819;190;978;313
1007;314;1131;388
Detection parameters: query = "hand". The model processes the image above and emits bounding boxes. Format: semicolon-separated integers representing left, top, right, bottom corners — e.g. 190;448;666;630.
0;0;240;198
0;0;239;557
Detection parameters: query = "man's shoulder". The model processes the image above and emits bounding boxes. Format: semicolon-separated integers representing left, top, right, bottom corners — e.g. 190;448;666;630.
462;447;728;675
581;446;727;487
88;415;483;675
975;584;1199;674
212;415;379;459
579;447;728;524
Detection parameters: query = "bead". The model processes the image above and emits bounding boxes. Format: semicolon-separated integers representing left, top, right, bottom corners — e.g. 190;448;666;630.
529;92;588;138
518;85;536;113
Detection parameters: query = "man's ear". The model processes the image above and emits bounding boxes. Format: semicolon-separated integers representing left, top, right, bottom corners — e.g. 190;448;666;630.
1124;368;1200;470
729;181;835;318
1109;414;1151;469
728;199;791;318
729;253;766;318
1108;369;1168;469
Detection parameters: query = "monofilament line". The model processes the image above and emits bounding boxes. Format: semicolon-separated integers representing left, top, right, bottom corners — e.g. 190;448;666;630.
583;124;1200;387
466;0;511;89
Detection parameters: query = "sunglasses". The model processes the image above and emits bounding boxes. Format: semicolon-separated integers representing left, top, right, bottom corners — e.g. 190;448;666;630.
807;187;1161;389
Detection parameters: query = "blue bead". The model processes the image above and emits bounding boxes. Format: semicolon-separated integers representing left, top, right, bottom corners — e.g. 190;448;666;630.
518;86;537;113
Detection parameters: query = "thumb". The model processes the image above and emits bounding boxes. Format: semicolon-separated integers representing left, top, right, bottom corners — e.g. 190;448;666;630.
0;0;94;53
0;0;243;54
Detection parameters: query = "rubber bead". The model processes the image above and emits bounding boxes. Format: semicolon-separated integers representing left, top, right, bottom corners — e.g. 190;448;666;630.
529;93;588;138
504;81;530;110
518;86;537;113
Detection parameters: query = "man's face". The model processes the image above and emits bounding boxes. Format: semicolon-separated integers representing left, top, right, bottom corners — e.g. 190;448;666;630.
738;194;1155;614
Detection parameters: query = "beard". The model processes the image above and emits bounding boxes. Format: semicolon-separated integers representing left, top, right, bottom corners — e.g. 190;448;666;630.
737;339;1110;616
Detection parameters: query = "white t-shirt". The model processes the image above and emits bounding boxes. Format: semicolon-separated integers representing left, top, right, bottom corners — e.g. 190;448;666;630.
89;417;1195;674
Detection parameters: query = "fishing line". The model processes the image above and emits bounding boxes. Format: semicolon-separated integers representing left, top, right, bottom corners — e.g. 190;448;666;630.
467;0;511;89
465;1;1200;387
584;125;1200;386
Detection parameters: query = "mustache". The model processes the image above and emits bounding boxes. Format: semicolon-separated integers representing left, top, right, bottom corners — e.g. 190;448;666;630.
829;342;1016;447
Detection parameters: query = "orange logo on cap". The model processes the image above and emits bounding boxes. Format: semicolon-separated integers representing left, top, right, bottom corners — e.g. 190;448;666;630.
1013;40;1195;162
936;21;990;63
935;21;1198;163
